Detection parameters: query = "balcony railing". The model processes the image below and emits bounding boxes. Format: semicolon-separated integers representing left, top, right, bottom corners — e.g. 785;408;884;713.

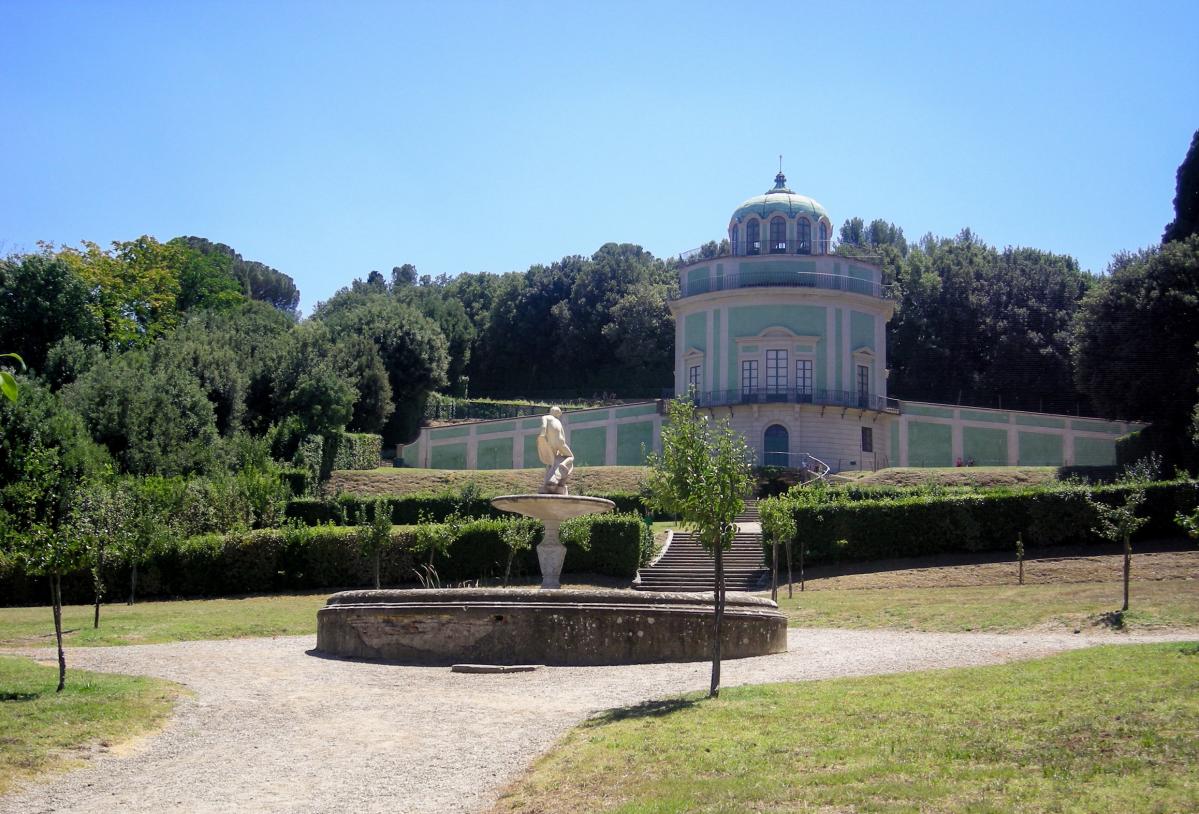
665;387;900;413
679;238;839;263
674;269;894;300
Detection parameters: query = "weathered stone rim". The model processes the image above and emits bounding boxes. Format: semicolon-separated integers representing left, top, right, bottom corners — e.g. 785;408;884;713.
323;587;780;610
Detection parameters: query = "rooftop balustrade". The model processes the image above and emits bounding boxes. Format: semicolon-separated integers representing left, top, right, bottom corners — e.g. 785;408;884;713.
672;268;895;300
664;387;900;413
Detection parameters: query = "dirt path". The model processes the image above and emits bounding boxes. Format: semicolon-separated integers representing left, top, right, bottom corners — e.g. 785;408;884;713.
2;629;1195;814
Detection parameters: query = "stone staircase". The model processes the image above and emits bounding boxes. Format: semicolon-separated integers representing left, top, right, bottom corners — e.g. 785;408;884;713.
634;499;767;592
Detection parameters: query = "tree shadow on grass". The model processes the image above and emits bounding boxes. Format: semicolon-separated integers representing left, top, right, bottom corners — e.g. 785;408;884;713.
586;697;700;726
1096;610;1126;630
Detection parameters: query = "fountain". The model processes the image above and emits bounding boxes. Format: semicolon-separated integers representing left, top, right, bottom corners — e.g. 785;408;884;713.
315;407;787;665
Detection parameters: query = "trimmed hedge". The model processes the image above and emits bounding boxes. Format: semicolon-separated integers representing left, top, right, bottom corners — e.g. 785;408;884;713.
284;491;649;526
0;514;650;606
330;433;383;471
767;480;1199;565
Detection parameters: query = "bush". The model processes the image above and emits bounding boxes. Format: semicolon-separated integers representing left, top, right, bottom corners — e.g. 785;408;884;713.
0;512;650;604
329;432;382;471
768;480;1199;565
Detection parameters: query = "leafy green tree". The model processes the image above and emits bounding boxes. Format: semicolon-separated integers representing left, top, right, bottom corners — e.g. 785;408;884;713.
646;397;755;697
1088;488;1147;613
500;519;538;586
312;290;448;442
70;479;135;629
1072;237;1199;449
331;335;394;434
759;496;796;601
0;381;107;691
0;254;102;374
124;477;181;603
64;352;220;476
1163;129;1199;244
358;498;392;589
176;236;300;316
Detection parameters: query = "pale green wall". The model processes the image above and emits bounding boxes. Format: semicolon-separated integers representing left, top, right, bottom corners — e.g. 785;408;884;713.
1071;418;1125;435
1074;436;1117;466
726;304;827;390
889;424;899;463
615;403;657;419
1018;432;1063;465
834;309;842;391
482;421;516;435
686;266;710;294
1016;414;1065;429
959;409;1009;424
430;443;467;469
904;404;956;418
617;421;654;465
523;433;541;468
430;425;470;440
476;437;513;470
962;426;1007;466
684;312;706;353
571;427;606;466
850;311;874;352
908;421;952;466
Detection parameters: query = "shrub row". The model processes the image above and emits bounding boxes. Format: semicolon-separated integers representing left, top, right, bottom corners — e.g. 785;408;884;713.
767;480;1199;565
284;491;648;526
0;514;652;606
330;433;383;471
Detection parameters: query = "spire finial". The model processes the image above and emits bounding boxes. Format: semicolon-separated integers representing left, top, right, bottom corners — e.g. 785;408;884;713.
771;157;791;193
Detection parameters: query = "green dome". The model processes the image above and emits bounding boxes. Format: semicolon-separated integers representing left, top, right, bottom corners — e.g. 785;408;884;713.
730;173;829;224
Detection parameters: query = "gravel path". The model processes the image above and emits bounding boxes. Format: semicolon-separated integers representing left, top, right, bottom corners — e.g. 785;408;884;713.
3;628;1195;814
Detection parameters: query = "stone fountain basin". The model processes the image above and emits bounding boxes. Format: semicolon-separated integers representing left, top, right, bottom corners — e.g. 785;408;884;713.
315;588;788;666
489;493;615;521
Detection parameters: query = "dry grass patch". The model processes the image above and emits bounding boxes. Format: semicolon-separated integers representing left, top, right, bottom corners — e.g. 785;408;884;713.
0;656;182;795
327;466;647;497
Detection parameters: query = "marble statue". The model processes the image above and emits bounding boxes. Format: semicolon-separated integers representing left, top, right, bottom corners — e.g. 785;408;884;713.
537;406;574;494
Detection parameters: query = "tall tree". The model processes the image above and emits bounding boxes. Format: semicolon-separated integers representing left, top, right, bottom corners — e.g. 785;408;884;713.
1072;237;1199;439
0;254;102;374
646;397;754;698
1163;129;1199;244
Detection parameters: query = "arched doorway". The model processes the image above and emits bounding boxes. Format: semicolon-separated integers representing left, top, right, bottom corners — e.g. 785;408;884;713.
763;424;789;467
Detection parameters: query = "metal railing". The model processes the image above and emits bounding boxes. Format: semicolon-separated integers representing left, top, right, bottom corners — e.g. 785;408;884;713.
668;387;900;413
679;238;836;263
673;269;894;300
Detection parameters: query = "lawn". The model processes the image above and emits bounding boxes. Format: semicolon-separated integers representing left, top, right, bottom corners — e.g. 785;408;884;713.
326;465;647;498
0;594;330;648
773;579;1199;633
0;656;182;796
839;465;1066;488
492;643;1199;814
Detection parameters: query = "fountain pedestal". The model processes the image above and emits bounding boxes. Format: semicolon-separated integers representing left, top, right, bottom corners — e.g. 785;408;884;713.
490;493;615;589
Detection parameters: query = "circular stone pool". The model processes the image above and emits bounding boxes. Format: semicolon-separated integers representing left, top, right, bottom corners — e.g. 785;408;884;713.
315;588;787;666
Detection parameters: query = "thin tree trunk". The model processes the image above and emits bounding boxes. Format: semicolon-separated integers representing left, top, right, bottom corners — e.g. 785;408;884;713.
503;551;514;587
129;560;138;606
710;541;724;698
373;550;381;590
52;574;66;693
770;538;778;601
93;545;104;629
1122;533;1131;612
785;538;793;599
799;540;805;592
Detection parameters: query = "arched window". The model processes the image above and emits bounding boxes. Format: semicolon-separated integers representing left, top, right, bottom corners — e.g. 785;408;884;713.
818;221;828;254
746;219;760;255
763;424;789;467
796;218;812;254
769;216;787;253
731;224;740;255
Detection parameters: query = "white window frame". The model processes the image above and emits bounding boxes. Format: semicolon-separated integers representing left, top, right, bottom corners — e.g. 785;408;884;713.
741;359;758;395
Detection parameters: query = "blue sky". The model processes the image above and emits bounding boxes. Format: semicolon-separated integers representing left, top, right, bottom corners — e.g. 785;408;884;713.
3;1;1196;313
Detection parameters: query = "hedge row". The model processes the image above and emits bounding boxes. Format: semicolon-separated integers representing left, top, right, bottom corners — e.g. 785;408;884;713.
768;480;1199;565
330;433;383;471
0;514;652;606
284;491;648;526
